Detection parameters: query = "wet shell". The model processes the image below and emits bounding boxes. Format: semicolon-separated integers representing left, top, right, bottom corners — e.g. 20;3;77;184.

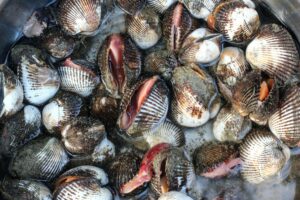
9;137;69;181
40;27;76;59
181;0;222;19
61;117;106;155
58;58;100;97
268;85;300;147
117;76;169;138
162;3;193;53
0;105;42;156
144;50;178;80
213;105;252;142
246;24;300;82
232;70;279;125
0;64;23;118
98;34;142;99
15;45;60;106
158;191;193;200
179;28;222;66
1;177;52;200
57;0;102;35
42;92;83;134
208;1;260;43
148;0;177;13
127;7;162;49
171;64;218;127
116;0;146;15
240;129;290;184
91;137;116;164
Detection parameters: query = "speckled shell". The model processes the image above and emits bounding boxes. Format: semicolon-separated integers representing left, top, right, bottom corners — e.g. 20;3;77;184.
14;45;60;106
192;141;240;176
232;70;279;125
57;0;102;35
116;0;146;15
181;0;222;19
158;191;193;200
0;105;42;156
148;0;177;13
209;1;260;43
61;117;106;155
9;137;69;181
0;64;23;118
171;64;218;127
213;105;252;142
42;92;83;134
91;137;116;164
240;129;290;184
268;85;300;147
246;24;300;82
58;58;100;97
98;34;142;99
127;7;162;49
1;177;52;200
117;76;169;138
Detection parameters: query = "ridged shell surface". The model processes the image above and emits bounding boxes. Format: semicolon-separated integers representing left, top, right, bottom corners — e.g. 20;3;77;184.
116;0;146;15
158;191;193;200
8;137;69;181
148;0;177;13
181;0;222;19
246;24;300;82
58;0;102;35
240;129;290;184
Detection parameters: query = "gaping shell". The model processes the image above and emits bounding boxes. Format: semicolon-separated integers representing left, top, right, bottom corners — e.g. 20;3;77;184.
9;137;69;181
115;0;146;15
240;129;290;184
98;34;142;99
58;58;100;97
171;64;219;127
148;0;177;13
208;1;260;43
117;76;169;138
57;0;102;35
181;0;222;19
246;24;300;82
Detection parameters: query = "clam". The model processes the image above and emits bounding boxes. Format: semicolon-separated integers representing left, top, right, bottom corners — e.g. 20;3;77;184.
91;137;116;164
193;141;241;178
12;45;60;106
0;177;52;200
148;0;177;13
117;76;169;138
61;117;106;155
127;7;162;49
57;0;102;35
232;70;279;125
116;0;146;15
9;137;69;181
170;64;219;127
268;85;300;147
144;50;178;80
98;34;142;99
179;28;222;66
181;0;222;19
0;105;42;156
58;58;100;97
158;191;193;200
0;64;23;118
240;129;290;184
246;24;300;82
42;92;83;134
207;1;260;43
40;27;76;59
213;105;252;142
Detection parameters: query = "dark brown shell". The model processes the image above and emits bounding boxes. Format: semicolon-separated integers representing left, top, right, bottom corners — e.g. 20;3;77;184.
116;0;146;15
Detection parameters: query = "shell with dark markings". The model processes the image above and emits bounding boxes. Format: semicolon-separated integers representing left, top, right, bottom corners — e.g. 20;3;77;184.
208;1;260;43
0;64;23;119
117;76;169;138
246;24;300;82
98;34;142;99
8;137;69;181
0;105;42;156
268;85;300;147
171;64;219;127
12;45;60;106
58;58;100;97
61;117;106;155
57;0;102;35
232;70;279;125
181;0;222;19
42;92;83;134
148;0;177;13
240;129;290;184
126;7;162;49
116;0;146;15
0;177;52;200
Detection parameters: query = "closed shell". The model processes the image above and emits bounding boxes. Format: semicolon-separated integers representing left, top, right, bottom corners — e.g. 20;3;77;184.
181;0;222;19
246;24;300;82
116;0;146;15
148;0;177;13
158;191;193;200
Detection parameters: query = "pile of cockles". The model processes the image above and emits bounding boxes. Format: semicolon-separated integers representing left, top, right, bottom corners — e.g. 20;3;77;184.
0;0;299;199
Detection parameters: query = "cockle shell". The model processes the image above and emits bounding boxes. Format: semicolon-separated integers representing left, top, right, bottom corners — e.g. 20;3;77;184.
181;0;222;19
116;0;146;15
158;191;193;200
148;0;177;13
